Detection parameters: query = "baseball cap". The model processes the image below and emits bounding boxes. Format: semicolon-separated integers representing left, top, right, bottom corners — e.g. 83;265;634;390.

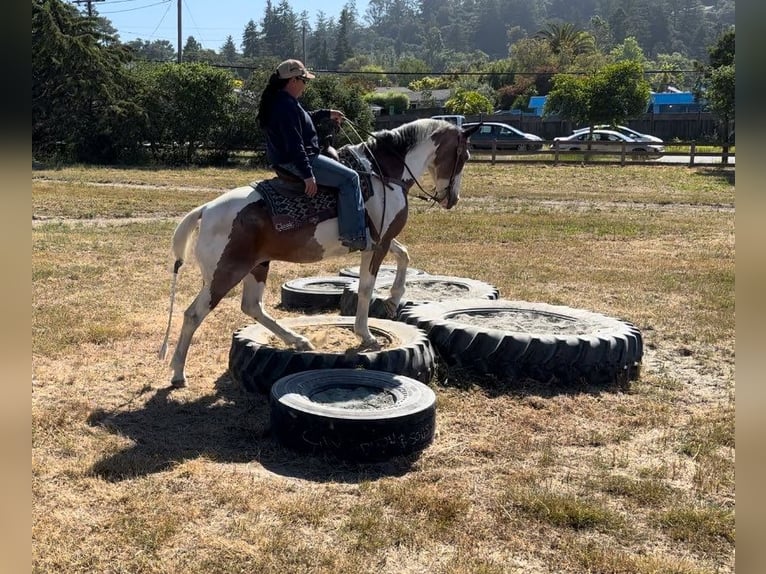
276;59;316;80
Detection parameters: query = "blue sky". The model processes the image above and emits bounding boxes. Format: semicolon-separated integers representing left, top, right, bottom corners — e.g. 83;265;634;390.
84;0;370;51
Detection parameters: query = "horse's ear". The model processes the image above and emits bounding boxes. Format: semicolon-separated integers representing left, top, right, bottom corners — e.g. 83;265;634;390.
462;122;482;137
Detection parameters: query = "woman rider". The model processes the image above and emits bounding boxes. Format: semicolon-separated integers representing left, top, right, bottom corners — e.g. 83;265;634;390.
257;59;370;252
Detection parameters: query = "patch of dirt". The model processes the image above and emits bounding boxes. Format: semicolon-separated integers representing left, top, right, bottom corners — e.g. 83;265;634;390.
267;325;397;352
375;282;468;300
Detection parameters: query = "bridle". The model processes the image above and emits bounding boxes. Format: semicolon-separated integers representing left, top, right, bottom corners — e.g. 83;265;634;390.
342;119;464;206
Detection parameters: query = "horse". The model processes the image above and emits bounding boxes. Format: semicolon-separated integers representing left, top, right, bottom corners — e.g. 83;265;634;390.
159;118;480;387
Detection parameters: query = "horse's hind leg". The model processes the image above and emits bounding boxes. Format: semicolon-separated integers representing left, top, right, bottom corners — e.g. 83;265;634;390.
170;260;255;387
241;263;314;351
169;285;213;387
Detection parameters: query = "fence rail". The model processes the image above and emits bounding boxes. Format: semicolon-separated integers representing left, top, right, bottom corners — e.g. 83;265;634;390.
468;140;735;167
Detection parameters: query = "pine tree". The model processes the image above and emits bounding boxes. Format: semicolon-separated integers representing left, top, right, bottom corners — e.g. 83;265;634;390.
242;20;260;58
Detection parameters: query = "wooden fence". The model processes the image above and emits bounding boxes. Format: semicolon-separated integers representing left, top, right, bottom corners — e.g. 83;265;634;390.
374;111;725;142
467;140;735;167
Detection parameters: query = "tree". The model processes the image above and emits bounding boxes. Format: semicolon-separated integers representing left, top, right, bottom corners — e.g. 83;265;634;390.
242;20;260;58
126;39;176;62
702;29;735;142
544;60;650;127
647;52;695;91
33;0;142;162
535;22;595;67
445;88;494;115
299;74;375;145
183;36;203;61
134;62;237;163
706;64;734;140
334;7;355;67
221;35;238;63
610;36;647;65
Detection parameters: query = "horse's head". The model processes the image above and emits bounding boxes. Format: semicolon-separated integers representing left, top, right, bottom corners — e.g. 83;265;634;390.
428;122;480;209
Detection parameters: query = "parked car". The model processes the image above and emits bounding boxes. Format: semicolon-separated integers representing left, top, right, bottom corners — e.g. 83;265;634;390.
463;122;543;151
431;114;467;128
572;124;664;144
552;129;664;156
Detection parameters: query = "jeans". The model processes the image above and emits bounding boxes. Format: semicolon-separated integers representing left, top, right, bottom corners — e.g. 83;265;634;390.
277;155;366;242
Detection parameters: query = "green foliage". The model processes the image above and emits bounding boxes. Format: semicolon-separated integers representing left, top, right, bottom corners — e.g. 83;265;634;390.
535;21;595;67
408;76;453;91
706;65;735;124
708;28;735;68
646;52;696;91
126;39;176;62
299;76;375;146
701;29;735;141
545;60;650;127
609;37;647;65
363;92;410;115
32;0;143;163
445;88;494;115
132;62;237;163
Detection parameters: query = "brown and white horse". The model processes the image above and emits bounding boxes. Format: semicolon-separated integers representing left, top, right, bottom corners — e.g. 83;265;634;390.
159;118;479;387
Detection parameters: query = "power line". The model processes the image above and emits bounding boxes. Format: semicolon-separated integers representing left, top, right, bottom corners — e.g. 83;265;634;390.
97;0;172;15
202;62;701;76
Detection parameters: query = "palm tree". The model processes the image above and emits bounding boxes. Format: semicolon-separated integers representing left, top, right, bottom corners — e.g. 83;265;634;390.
534;22;594;63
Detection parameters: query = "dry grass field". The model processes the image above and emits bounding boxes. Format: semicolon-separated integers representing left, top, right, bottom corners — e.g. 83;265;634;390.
32;162;735;573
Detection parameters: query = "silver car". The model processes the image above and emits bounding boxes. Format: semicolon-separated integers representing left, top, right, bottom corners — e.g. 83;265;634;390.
463;122;543;151
552;129;664;156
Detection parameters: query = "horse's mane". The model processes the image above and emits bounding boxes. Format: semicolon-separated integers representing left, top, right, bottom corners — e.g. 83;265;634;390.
358;118;455;157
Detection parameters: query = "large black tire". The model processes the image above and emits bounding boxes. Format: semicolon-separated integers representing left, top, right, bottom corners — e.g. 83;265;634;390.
339;275;500;319
398;299;643;385
338;264;429;279
280;275;357;310
229;315;436;393
270;369;436;461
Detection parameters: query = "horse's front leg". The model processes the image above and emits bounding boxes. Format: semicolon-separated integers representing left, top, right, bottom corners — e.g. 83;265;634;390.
241;266;314;351
353;250;381;348
382;238;410;318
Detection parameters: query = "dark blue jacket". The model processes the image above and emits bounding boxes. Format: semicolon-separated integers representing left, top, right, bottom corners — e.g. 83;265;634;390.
264;90;330;179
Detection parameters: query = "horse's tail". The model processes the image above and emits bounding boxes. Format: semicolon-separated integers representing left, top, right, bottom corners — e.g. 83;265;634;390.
158;205;205;360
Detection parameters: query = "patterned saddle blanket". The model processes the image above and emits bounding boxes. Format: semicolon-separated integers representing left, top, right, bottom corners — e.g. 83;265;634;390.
250;147;375;233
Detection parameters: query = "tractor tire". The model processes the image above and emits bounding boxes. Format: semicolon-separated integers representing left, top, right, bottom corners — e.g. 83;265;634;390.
229;315;436;393
399;298;643;385
270;369;436;461
339;275;500;319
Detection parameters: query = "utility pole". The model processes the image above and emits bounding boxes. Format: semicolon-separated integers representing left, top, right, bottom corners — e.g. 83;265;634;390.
177;0;183;63
73;0;105;18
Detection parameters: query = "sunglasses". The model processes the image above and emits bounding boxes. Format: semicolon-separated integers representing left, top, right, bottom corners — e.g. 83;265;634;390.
296;76;309;84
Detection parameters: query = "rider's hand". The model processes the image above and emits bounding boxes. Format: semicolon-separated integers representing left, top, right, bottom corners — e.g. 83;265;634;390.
304;177;317;197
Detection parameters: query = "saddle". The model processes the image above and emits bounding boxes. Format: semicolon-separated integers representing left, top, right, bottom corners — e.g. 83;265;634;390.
251;146;375;233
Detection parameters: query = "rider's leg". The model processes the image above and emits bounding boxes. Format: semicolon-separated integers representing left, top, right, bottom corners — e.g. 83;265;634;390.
310;154;369;250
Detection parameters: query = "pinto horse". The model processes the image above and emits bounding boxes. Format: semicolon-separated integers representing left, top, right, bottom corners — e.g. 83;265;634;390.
159;118;480;387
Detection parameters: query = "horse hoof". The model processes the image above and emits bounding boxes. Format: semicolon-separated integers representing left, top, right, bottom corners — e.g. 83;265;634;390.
171;378;187;389
383;299;400;319
359;338;382;351
293;339;315;352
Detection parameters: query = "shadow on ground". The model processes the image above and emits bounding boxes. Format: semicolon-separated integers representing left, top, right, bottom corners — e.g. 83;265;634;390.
87;372;420;483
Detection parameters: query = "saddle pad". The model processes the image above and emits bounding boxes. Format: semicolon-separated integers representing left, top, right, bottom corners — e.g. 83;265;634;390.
253;178;338;232
251;148;375;233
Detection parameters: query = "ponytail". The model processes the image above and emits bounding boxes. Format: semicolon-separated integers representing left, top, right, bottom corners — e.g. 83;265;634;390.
257;72;289;128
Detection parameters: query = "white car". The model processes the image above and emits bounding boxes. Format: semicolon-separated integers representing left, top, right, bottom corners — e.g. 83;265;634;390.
572;124;663;144
552;129;664;155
